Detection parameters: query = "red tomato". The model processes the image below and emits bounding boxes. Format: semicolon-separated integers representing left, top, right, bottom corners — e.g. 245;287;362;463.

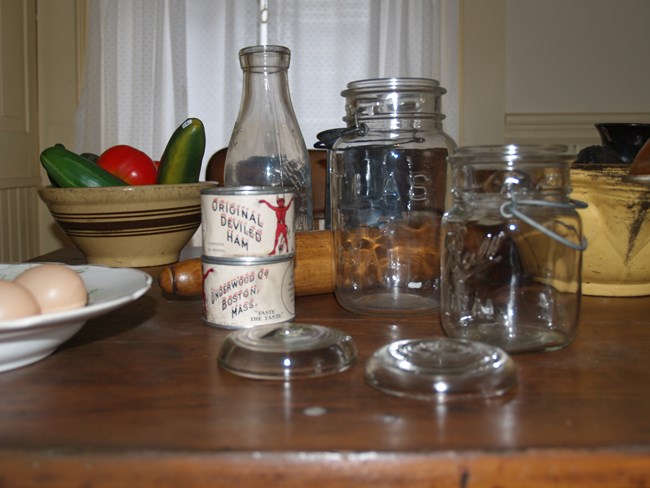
97;145;158;185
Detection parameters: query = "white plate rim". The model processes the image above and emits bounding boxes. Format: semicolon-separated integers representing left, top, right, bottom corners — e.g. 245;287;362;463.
0;263;152;332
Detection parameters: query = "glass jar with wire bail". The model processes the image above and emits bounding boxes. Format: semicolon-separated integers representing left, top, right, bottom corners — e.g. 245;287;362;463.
330;78;457;315
440;145;588;353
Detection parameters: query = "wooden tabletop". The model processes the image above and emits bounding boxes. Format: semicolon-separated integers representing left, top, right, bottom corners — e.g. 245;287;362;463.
1;249;649;487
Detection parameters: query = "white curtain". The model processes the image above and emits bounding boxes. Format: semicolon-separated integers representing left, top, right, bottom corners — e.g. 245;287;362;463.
75;0;458;176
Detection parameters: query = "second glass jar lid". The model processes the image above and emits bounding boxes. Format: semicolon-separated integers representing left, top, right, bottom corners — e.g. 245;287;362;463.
365;337;517;402
218;322;357;380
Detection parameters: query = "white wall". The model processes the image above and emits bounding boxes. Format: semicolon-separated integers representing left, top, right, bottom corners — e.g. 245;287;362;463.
0;0;40;262
506;0;650;114
37;0;81;254
501;0;650;149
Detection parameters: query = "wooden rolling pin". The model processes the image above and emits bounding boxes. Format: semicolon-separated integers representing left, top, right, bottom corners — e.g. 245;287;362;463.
158;230;335;297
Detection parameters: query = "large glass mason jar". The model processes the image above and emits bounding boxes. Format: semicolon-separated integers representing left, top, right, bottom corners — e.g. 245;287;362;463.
440;145;587;352
330;78;457;315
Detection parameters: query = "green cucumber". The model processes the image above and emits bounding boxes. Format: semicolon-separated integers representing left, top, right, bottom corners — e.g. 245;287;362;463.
40;144;127;187
157;118;206;184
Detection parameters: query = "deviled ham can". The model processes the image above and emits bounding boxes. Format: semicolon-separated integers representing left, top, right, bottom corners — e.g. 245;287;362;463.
201;186;295;258
202;255;295;329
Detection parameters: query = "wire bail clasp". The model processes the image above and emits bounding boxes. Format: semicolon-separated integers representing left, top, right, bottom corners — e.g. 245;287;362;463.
499;198;589;251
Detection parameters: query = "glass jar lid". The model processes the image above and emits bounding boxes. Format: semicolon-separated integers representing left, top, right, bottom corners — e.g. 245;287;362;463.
365;337;517;402
218;323;357;380
447;144;573;166
447;144;576;203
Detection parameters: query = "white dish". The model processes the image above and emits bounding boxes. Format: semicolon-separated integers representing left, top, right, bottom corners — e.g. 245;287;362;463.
0;263;152;372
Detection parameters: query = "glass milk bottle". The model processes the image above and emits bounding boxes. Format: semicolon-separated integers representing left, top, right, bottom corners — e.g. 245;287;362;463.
330;78;456;315
440;144;587;352
224;45;313;231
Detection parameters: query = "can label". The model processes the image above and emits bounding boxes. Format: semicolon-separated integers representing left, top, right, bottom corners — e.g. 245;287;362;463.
202;256;295;329
201;187;295;258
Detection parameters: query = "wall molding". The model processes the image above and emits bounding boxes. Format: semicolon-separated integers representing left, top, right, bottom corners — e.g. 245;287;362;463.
505;113;650;151
0;176;43;190
0;186;40;262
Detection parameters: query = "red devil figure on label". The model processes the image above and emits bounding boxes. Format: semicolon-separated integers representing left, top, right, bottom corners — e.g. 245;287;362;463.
259;196;294;255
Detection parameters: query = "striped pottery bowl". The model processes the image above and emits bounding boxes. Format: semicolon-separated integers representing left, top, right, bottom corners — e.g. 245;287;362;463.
38;182;217;267
571;166;650;296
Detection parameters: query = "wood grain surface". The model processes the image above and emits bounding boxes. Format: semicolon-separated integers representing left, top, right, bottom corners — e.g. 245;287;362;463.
1;248;649;487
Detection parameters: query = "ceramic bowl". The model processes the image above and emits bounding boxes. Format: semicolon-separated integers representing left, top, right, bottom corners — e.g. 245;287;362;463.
571;166;650;296
595;123;650;164
38;182;216;267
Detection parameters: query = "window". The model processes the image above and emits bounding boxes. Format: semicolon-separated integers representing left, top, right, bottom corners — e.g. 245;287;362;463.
76;0;458;176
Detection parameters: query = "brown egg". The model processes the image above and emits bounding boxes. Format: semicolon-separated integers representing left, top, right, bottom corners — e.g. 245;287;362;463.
14;264;88;313
0;281;41;321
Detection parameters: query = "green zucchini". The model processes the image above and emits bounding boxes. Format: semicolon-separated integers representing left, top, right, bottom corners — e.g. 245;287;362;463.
40;144;127;187
157;118;206;184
